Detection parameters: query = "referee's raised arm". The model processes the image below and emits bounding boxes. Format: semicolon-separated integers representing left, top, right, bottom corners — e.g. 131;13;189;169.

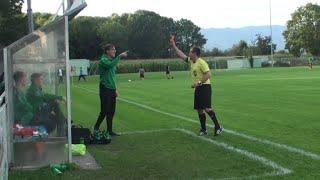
170;36;188;61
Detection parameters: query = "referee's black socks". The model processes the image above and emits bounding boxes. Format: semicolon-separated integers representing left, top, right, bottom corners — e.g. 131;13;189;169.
198;113;206;131
207;110;220;128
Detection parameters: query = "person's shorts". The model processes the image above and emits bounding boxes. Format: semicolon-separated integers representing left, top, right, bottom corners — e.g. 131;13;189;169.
194;84;212;110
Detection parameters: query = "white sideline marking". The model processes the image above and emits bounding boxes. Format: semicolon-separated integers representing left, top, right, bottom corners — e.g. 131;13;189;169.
120;129;171;135
120;128;292;179
174;128;291;175
74;85;320;160
255;77;320;81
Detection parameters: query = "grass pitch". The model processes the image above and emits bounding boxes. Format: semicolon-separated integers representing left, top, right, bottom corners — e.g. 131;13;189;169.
10;66;320;179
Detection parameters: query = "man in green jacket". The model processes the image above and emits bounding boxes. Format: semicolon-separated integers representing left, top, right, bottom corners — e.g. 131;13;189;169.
13;71;33;126
94;44;128;136
26;73;66;134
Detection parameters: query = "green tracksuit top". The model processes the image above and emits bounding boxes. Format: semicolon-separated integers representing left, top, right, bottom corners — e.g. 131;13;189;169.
13;88;33;125
26;83;62;111
99;54;121;90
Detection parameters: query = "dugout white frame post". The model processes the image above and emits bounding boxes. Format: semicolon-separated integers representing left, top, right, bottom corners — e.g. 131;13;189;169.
65;16;72;162
3;47;13;166
0;93;8;180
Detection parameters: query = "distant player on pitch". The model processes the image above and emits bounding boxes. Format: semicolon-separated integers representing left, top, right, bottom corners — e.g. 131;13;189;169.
170;36;222;136
165;65;174;79
139;65;145;80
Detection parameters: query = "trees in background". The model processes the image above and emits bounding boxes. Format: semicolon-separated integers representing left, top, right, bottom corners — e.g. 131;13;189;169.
253;34;276;55
283;3;320;56
0;0;27;46
206;34;276;57
3;2;319;59
69;10;206;59
69;16;105;59
228;40;248;56
0;6;206;59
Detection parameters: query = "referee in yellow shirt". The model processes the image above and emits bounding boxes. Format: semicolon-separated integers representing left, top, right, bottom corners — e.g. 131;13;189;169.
170;37;222;136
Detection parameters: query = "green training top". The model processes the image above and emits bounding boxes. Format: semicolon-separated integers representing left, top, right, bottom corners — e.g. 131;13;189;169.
26;83;62;112
13;88;34;126
99;54;121;90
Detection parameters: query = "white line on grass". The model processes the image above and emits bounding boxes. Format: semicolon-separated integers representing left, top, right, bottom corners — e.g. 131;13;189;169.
120;128;292;179
74;85;320;161
254;77;320;81
174;128;291;174
120;129;171;135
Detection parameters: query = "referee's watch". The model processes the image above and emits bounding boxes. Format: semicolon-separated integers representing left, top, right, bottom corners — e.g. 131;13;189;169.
198;81;203;86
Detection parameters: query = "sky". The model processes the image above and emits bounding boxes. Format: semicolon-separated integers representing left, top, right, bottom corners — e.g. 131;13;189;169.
22;0;320;29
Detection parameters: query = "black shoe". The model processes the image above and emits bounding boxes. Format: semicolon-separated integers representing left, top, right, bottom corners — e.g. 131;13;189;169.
214;126;223;136
109;131;120;136
199;128;207;136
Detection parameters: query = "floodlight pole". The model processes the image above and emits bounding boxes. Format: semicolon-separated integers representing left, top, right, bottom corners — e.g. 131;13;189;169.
269;0;274;68
27;0;34;33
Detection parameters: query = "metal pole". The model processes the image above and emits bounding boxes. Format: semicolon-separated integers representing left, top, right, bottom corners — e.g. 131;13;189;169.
27;0;34;33
65;16;72;163
67;0;73;9
269;0;274;67
62;0;65;13
3;48;9;180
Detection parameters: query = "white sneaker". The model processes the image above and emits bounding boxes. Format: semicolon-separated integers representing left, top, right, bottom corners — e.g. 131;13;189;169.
214;126;223;136
199;129;207;136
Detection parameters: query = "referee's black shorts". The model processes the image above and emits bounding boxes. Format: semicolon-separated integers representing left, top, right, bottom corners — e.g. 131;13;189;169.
194;84;212;110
